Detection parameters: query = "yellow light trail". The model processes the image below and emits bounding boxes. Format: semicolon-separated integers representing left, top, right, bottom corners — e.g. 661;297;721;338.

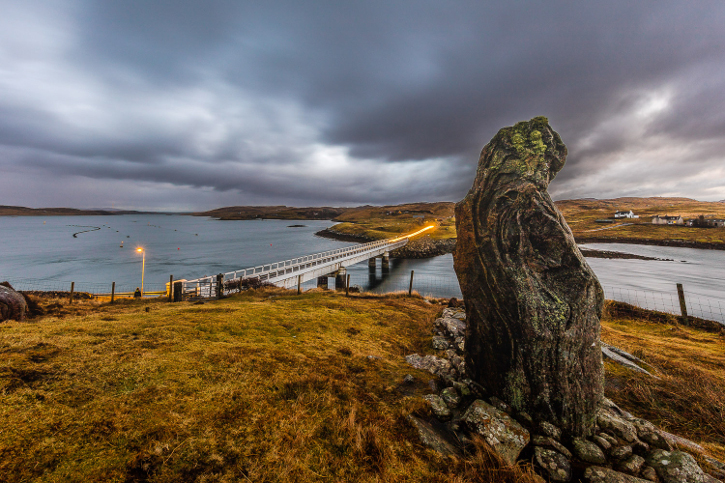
389;225;436;242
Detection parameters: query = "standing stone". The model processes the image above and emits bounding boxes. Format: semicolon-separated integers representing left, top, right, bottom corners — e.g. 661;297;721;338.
454;116;604;438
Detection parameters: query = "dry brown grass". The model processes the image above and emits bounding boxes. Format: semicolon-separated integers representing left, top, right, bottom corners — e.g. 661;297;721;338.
558;197;725;246
0;290;539;483
601;301;725;461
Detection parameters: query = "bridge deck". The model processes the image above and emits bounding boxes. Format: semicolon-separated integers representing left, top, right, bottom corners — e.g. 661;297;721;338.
182;237;409;296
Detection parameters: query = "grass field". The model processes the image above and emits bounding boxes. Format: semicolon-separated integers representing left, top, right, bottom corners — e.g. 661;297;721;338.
1;291;723;482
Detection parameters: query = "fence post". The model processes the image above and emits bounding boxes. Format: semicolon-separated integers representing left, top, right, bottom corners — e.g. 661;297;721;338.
111;282;115;304
169;275;173;302
69;282;75;305
297;275;302;295
408;270;415;296
173;281;183;302
216;273;223;299
346;274;351;296
676;283;689;325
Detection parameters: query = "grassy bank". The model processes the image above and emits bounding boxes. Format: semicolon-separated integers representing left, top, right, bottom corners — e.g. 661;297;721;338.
1;291;723;482
0;291;538;483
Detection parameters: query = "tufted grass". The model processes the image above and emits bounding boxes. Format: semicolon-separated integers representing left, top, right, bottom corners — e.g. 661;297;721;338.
601;301;725;462
0;290;540;483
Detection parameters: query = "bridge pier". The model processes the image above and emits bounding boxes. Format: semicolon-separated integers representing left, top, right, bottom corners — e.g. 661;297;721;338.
335;267;347;291
381;251;390;270
368;257;376;270
317;276;328;289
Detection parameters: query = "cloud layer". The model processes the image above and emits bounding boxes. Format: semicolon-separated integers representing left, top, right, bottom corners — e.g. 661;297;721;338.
2;1;724;210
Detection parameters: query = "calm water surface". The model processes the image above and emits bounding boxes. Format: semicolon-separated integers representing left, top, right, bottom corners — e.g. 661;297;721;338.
1;216;723;310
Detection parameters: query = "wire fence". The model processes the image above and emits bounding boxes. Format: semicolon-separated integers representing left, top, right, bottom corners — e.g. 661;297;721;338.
4;277;167;298
4;273;724;326
602;285;725;326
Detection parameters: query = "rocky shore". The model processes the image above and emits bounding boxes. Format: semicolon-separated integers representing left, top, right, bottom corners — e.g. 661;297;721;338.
315;228;456;258
578;248;672;261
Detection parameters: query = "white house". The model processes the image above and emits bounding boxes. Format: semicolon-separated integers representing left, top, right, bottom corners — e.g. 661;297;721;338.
652;215;684;225
614;210;639;219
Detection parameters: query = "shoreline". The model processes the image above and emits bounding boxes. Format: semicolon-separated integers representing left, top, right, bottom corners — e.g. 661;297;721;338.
574;236;725;251
316;229;714;261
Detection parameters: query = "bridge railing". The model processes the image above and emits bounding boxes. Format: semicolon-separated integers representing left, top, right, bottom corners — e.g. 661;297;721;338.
182;237;406;298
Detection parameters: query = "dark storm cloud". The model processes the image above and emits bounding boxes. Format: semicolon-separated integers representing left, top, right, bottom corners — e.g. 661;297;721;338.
1;0;724;210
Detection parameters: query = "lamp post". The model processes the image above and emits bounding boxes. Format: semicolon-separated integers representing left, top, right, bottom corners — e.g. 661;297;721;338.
136;247;145;295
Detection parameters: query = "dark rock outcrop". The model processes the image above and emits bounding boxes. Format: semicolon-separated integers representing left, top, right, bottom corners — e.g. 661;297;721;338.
390;236;456;258
453;116;604;438
0;282;27;321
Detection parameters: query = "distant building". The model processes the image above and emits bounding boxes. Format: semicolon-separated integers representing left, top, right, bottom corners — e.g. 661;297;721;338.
708;219;725;228
614;210;639;219
651;215;684;225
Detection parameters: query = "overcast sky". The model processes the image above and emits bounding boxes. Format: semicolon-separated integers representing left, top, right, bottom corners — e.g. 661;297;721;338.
2;1;724;211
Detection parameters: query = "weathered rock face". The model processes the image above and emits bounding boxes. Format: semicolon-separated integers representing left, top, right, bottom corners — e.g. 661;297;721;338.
0;283;27;322
453;116;604;438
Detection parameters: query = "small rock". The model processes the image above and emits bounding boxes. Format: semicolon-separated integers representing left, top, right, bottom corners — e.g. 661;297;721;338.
405;353;455;378
640;466;658;482
534;447;572;482
407;416;461;456
617;455;646;475
432;336;450;350
440;387;461;409
429;380;439;392
610;445;633;461
659;430;706;455
593;435;612;452
598;410;638;443
461;399;530;465
532;435;573;459
640;432;673;451
631;418;657;436
598;432;620;446
540;421;563;441
424;394;452;421
403;374;415;384
632;440;650;456
573;438;607;465
646;449;709;483
452;381;471;397
583;466;652;483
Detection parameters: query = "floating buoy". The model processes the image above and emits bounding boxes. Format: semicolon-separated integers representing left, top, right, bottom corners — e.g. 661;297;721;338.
120;241;124;248
43;221;46;224
178;247;180;250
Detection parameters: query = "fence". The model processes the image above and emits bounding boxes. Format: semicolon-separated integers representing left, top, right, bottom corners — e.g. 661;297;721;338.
5;274;724;326
602;285;725;326
4;277;167;299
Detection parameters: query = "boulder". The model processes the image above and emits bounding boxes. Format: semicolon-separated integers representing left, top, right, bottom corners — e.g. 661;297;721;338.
407;416;461;457
423;394;452;421
617;455;646;475
0;283;27;322
572;438;607;465
461;399;530;465
532;435;572;459
440;387;461;409
646;449;710;483
405;354;455;378
453;116;604;437
583;466;651;483
534;447;572;482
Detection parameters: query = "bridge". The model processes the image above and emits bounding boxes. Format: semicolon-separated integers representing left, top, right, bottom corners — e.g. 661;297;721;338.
180;225;434;298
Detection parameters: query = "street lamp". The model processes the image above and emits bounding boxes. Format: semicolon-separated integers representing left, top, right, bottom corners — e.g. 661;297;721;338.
136;247;145;295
